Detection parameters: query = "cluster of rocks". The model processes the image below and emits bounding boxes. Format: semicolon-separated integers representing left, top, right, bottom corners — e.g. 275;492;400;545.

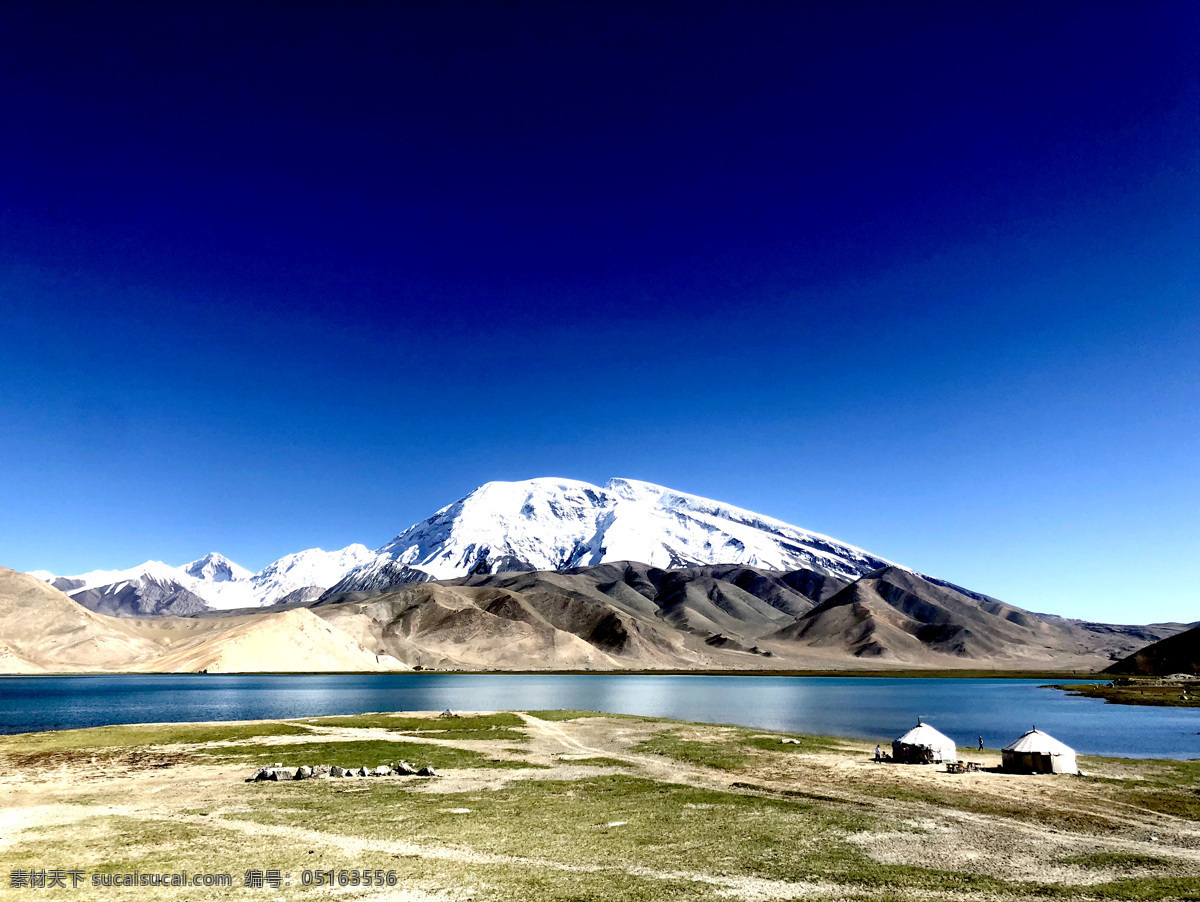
247;761;439;782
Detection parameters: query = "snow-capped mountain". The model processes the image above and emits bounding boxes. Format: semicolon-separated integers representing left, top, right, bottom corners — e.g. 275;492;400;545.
49;560;194;595
372;477;892;583
42;546;384;614
35;477;902;613
182;552;252;583
247;544;379;606
321;559;433;598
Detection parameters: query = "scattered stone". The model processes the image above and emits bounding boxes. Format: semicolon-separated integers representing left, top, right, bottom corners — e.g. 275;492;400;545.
247;762;437;782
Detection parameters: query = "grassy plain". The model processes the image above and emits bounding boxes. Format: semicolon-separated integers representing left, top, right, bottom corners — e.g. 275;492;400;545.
1;711;1197;902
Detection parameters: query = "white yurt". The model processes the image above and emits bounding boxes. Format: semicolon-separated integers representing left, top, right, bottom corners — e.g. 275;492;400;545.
891;720;958;764
1001;728;1078;774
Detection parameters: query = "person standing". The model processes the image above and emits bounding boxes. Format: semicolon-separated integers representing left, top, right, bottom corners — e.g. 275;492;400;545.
874;744;882;762
978;735;984;751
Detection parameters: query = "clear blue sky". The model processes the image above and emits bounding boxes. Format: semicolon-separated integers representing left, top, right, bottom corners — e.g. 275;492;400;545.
1;2;1196;623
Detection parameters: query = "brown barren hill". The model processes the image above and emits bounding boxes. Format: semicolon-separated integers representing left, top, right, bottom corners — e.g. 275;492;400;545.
3;560;1186;673
0;567;166;671
1104;625;1200;676
0;566;400;674
767;566;1179;669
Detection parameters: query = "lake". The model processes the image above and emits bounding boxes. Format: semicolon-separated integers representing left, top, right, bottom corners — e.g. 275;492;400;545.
2;673;1196;759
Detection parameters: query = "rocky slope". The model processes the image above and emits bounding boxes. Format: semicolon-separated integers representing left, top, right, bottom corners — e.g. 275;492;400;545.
34;477;900;615
0;568;401;674
316;561;1182;672
1;560;1187;673
1103;626;1200;677
769;566;1176;665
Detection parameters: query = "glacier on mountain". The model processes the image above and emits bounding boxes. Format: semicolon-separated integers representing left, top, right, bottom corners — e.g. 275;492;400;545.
42;545;382;611
374;477;892;582
182;552;252;583
36;477;900;611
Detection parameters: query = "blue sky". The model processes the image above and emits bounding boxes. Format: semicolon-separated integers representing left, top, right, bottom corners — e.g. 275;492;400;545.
1;2;1196;622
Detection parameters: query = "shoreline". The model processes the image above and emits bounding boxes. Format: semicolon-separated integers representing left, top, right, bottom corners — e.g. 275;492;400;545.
0;667;1104;679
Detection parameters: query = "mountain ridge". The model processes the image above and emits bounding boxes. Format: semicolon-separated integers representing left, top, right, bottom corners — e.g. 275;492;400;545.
1103;626;1200;677
2;562;1186;674
32;477;906;617
24;476;1170;633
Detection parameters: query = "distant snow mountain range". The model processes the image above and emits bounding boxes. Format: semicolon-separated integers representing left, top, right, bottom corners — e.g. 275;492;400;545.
34;477;905;616
38;546;379;615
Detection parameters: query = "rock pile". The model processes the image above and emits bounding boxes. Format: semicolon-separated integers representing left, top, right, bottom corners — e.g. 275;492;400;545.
246;761;439;782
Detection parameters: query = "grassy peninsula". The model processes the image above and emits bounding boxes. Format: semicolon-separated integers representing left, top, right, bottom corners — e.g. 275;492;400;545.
1051;680;1200;708
1;712;1198;902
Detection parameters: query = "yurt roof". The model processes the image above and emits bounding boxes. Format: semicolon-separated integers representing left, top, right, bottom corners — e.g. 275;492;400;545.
893;723;956;748
1002;728;1075;756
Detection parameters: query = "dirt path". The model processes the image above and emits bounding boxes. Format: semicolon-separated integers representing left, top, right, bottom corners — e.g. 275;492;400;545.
142;807;844;901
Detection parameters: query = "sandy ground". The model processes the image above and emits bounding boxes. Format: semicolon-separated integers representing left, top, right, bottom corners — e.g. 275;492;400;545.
1;713;1197;901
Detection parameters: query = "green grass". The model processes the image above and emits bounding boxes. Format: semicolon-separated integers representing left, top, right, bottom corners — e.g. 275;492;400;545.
301;711;529;740
631;727;856;773
1059;852;1174;871
234;773;1198;899
3;812;733;902
632;732;751;771
230;773;880;881
847;757;1200;834
196;739;534;770
1079;758;1200;822
0;720;312;753
1049;683;1200;708
0;721;317;769
11;773;1200;902
1036;877;1200;900
525;709;635;721
740;732;857;754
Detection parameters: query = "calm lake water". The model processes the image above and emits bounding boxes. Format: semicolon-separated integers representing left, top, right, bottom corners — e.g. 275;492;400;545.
2;674;1196;759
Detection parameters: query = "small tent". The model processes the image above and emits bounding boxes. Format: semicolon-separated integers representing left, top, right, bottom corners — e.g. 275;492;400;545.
1001;728;1077;775
891;721;957;764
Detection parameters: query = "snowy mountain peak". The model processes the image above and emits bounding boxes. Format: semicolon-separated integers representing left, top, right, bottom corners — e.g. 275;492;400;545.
59;560;183;591
246;544;380;606
46;545;383;613
182;552;252;583
37;476;902;614
373;476;894;582
603;477;664;501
